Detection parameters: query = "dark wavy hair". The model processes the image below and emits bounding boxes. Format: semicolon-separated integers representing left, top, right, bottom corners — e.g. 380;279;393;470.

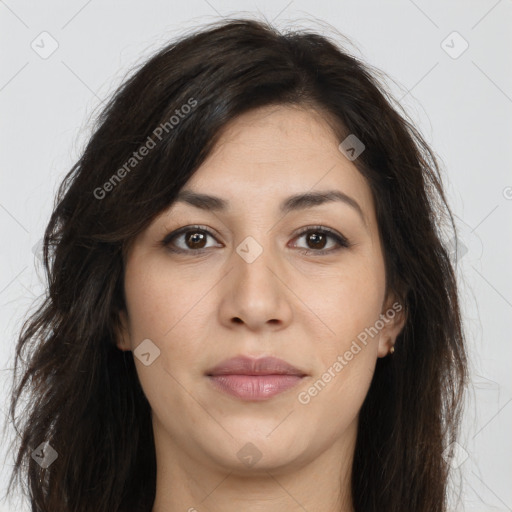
3;17;468;512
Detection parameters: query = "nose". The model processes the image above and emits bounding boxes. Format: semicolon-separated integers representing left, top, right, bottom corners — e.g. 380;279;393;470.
217;240;293;332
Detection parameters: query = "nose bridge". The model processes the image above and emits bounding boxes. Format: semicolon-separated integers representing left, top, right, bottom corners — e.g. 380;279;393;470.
219;229;292;329
233;232;278;291
235;233;267;266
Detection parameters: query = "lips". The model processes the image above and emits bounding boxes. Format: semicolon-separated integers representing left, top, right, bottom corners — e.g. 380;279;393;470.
207;355;306;377
206;356;307;401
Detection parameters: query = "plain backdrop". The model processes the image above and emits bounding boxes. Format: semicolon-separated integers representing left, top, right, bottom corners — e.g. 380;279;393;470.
1;1;511;511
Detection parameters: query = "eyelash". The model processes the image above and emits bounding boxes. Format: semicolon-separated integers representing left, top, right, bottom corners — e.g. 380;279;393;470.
160;224;351;256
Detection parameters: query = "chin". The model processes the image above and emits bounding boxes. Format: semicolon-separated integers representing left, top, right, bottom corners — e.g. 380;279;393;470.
200;423;311;473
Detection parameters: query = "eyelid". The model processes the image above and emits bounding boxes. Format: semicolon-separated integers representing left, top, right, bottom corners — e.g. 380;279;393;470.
160;224;351;254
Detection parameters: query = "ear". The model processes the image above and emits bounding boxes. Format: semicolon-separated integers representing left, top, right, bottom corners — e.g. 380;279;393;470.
376;293;406;358
115;309;132;352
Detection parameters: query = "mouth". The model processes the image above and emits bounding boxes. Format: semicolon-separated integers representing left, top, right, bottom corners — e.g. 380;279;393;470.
206;355;307;401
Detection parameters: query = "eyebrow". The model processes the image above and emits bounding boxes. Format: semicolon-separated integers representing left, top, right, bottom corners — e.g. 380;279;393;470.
174;189;366;225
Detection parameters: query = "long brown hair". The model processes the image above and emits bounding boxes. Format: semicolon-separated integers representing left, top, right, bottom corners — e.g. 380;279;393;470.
4;17;468;512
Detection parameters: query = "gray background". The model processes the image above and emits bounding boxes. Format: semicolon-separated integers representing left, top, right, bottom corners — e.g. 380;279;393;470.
1;1;511;510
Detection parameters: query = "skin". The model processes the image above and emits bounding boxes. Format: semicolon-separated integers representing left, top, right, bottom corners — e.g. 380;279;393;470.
116;104;406;512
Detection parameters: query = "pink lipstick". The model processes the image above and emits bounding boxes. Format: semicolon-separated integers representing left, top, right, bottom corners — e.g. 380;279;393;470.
206;355;306;401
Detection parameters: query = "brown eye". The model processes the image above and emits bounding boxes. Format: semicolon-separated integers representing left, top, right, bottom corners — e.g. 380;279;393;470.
306;232;328;250
162;224;350;256
162;225;220;253
184;230;207;249
292;226;350;255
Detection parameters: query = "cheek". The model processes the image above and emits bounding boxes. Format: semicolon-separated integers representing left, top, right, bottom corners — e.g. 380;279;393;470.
298;255;386;416
122;259;211;419
123;256;215;374
296;271;383;426
307;256;385;353
124;255;198;341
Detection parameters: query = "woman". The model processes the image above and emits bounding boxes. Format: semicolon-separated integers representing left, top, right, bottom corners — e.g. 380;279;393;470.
5;17;468;512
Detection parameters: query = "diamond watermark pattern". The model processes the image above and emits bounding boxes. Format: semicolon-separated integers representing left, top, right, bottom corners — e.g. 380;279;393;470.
31;441;58;468
441;31;469;60
237;442;263;467
446;235;468;262
31;32;59;60
32;238;44;263
338;134;365;161
134;338;161;366
442;441;469;469
236;236;263;263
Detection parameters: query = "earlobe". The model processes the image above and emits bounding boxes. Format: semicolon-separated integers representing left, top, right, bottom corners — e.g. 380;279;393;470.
377;296;407;358
115;310;132;352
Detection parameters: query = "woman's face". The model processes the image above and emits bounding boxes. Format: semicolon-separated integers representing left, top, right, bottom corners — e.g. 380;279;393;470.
116;105;405;475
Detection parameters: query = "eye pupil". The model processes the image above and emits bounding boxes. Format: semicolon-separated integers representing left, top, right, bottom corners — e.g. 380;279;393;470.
186;231;206;249
308;232;326;249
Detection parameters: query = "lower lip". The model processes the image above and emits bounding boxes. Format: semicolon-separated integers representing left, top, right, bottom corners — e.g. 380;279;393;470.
208;374;304;401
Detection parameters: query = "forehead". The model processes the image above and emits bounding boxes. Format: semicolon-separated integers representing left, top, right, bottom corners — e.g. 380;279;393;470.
181;105;374;219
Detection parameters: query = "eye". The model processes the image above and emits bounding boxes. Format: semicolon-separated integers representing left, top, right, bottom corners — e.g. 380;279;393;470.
160;224;351;255
161;225;221;253
290;226;351;255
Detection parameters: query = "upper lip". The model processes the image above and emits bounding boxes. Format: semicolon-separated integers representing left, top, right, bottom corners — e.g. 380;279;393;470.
206;356;306;376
